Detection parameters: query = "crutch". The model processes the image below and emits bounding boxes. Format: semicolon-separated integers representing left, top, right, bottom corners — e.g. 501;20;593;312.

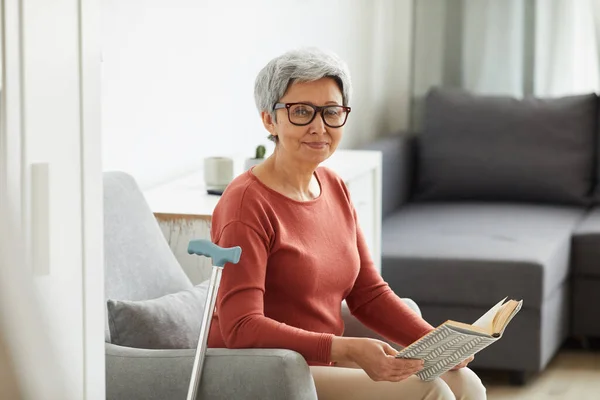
186;239;242;400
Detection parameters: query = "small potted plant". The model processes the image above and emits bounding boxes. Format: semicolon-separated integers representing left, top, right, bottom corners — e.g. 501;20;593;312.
244;144;266;170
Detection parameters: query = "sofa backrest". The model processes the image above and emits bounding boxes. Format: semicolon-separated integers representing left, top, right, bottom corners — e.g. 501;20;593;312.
103;172;192;339
413;88;598;206
362;134;418;218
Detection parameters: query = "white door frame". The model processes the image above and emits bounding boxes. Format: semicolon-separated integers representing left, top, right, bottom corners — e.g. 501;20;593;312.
1;0;105;398
79;0;105;398
1;0;23;227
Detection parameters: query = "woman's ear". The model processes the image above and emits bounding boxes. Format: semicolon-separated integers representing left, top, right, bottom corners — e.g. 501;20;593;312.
261;111;277;138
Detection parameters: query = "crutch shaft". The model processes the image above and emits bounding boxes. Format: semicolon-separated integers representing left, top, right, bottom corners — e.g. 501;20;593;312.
185;239;241;400
186;265;223;400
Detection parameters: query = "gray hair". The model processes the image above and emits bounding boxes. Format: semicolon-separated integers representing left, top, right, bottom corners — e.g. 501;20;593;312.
254;47;352;142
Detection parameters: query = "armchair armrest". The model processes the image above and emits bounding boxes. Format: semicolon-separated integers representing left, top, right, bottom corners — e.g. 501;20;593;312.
360;133;418;218
106;343;317;400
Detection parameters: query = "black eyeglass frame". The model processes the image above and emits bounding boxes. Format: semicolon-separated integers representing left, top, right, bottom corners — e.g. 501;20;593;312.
273;102;352;128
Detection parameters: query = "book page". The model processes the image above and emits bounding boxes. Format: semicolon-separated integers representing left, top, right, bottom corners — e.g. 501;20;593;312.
472;297;507;332
445;321;494;337
493;300;523;335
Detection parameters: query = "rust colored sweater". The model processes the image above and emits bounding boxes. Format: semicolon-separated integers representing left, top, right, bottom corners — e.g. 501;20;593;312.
207;166;433;365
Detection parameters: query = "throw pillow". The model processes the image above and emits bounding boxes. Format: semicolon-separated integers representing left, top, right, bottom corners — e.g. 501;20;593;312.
414;88;598;205
107;281;209;349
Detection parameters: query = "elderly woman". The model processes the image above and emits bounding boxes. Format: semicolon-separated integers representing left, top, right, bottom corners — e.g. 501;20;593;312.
207;48;486;399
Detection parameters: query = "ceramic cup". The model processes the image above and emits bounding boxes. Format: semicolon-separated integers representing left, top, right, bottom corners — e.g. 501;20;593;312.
203;157;234;193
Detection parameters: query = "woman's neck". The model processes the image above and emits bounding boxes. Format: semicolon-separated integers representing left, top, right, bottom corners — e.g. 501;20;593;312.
264;149;319;199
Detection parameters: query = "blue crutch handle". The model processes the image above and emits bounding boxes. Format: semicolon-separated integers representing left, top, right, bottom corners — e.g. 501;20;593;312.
187;239;242;267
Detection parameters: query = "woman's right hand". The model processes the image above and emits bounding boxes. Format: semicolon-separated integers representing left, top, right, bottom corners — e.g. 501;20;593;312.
331;337;424;382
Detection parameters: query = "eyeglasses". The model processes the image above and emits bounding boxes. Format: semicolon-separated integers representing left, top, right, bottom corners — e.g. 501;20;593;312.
273;102;351;128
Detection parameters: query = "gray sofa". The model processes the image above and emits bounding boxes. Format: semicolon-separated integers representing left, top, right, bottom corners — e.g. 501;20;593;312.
103;171;422;399
364;88;600;383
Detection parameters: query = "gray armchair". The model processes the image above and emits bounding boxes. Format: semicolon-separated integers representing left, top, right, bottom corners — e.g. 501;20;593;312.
103;171;421;400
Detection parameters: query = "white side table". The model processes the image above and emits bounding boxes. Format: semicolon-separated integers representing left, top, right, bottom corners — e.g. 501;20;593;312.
144;149;382;284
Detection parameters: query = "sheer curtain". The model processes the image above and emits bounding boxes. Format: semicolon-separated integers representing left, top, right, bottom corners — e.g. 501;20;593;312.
461;0;526;96
411;0;600;128
535;0;600;97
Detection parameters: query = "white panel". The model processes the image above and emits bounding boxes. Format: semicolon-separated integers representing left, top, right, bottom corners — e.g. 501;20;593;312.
1;0;75;398
80;0;106;397
31;162;50;275
21;0;86;398
1;0;23;229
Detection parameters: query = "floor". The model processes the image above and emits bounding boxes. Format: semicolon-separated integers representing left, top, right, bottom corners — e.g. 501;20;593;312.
481;350;600;400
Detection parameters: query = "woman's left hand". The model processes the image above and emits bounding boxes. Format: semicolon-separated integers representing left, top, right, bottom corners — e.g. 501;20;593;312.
451;355;474;370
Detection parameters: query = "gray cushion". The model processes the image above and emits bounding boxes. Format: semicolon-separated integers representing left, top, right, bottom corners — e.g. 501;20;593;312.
381;203;586;310
414;88;598;205
103;171;193;341
572;207;600;277
107;282;209;349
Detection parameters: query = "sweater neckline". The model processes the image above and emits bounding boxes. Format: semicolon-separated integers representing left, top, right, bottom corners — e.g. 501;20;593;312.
247;166;324;205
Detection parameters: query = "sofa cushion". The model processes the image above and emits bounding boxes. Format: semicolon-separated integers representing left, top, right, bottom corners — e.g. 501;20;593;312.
381;203;586;310
414;88;598;205
572;207;600;277
107;282;208;349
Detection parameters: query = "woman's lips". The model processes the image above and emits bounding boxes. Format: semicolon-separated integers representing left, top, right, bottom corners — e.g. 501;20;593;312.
303;142;328;149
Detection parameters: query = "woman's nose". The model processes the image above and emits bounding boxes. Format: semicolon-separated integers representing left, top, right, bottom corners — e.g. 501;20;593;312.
308;113;327;134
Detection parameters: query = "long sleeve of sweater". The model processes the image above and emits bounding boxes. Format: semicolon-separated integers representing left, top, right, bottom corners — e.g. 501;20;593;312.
344;212;434;347
210;221;334;364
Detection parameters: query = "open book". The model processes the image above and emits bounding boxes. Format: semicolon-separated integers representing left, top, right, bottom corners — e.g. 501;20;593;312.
396;297;523;381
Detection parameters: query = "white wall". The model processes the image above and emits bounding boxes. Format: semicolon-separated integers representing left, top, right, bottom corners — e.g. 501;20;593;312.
14;0;105;398
102;0;413;189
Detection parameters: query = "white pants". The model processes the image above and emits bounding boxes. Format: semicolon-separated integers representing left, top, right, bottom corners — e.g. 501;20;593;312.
310;366;487;400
